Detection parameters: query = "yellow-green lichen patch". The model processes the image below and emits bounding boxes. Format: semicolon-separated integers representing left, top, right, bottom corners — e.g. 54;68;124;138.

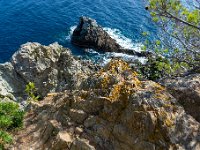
159;110;175;128
104;59;131;74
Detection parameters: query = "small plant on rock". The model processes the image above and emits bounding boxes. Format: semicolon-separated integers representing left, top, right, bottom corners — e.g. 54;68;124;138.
25;82;40;102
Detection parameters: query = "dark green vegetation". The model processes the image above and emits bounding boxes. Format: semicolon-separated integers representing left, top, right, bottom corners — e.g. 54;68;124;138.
141;0;200;80
0;102;24;149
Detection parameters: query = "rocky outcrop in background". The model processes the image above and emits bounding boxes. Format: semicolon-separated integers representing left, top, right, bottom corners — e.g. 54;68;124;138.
71;17;121;52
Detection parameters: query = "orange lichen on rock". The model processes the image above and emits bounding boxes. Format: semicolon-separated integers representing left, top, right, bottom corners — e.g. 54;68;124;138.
159;110;175;127
105;59;131;74
12;58;200;150
151;83;171;101
95;59;141;102
100;74;111;89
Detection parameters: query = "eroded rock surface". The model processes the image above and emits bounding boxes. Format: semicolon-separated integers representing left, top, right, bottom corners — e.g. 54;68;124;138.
162;74;200;122
12;60;200;150
0;42;94;102
0;62;25;102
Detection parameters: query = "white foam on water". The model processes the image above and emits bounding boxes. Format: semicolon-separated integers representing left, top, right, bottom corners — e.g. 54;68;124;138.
65;25;77;40
106;52;147;64
84;48;100;54
103;27;147;64
93;52;147;67
96;56;112;66
103;27;143;52
66;25;147;65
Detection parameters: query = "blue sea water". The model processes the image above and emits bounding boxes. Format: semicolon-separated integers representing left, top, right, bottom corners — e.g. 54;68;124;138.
0;0;157;63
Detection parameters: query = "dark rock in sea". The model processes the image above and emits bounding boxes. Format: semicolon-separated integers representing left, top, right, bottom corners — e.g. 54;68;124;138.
71;16;121;52
71;17;153;58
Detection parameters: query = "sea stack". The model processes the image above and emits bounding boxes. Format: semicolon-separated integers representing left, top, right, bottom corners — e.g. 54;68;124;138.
71;16;154;58
71;16;121;52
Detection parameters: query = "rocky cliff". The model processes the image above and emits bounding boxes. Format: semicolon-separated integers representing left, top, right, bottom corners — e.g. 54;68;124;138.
162;74;200;122
0;17;199;150
11;59;200;150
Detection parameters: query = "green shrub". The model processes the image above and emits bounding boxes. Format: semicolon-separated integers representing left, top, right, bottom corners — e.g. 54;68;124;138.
0;130;12;150
146;0;200;76
141;56;172;81
25;82;40;101
0;102;24;149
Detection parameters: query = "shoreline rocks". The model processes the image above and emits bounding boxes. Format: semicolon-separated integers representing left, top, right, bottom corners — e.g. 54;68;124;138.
0;17;199;150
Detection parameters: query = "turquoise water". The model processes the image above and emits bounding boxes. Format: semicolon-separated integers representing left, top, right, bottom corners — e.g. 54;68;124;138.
0;0;157;63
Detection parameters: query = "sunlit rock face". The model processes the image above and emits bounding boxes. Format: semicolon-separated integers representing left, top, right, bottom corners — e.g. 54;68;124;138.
12;60;200;150
0;42;94;103
162;74;200;122
0;62;25;102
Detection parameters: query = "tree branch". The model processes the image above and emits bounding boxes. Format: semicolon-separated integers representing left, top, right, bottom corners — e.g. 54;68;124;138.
165;12;200;30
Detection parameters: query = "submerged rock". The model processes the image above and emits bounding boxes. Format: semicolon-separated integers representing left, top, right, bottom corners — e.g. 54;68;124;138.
12;60;200;150
71;17;153;58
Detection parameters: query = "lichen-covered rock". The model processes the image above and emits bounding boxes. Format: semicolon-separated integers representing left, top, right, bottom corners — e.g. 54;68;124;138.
162;74;200;122
12;60;200;150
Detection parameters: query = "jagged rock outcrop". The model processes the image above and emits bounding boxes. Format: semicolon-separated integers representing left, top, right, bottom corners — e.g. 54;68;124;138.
71;17;153;58
162;74;200;122
71;17;121;52
12;60;200;150
0;42;95;102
